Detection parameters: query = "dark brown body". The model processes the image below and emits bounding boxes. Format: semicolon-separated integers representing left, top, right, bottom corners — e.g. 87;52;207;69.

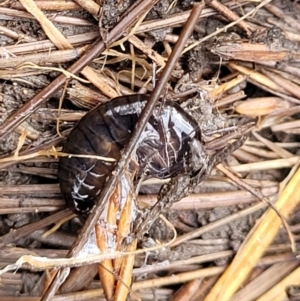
58;94;201;216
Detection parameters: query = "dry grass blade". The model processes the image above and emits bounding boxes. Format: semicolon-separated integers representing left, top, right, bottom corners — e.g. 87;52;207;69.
261;69;300;99
251;131;293;159
0;49;81;69
230;156;299;173
72;0;100;16
231;261;300;301
81;66;121;98
235;97;291;117
19;0;73;50
183;0;273;53
205;0;254;35
0;228;176;273
212;42;289;62
128;35;166;67
170;279;202;301
203;167;300;301
94;171;137;301
0;32;98;56
228;62;287;93
172;202;268;248
256;265;300;301
12;1;80;11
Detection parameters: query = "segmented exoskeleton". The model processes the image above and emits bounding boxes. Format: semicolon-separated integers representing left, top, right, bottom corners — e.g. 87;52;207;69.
58;94;201;217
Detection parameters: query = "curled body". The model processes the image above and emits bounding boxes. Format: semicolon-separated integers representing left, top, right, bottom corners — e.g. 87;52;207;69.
58;94;201;217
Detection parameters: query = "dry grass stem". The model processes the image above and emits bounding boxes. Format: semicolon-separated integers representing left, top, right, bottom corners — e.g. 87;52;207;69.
0;49;81;69
12;1;80;11
204;167;300;301
81;66;121;98
19;0;73;50
72;0;100;16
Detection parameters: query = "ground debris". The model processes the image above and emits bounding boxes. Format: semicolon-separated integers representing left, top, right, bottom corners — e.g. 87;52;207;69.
0;0;300;300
